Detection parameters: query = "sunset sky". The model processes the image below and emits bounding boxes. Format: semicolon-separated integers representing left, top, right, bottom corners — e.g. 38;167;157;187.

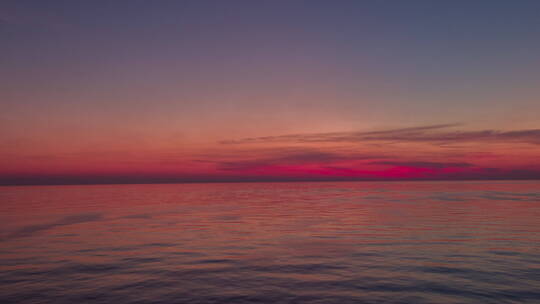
1;0;540;185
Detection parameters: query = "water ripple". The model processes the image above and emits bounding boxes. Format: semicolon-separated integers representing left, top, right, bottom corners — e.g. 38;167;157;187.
0;181;539;303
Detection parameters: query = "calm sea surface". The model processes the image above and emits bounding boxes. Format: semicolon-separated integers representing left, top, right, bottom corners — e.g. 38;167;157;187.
1;181;539;304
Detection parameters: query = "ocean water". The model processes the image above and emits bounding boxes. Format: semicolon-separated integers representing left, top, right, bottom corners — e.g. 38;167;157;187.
0;181;539;304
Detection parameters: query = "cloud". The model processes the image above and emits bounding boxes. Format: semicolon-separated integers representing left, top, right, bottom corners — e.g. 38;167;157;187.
216;150;388;171
220;124;459;144
371;161;473;169
221;124;540;146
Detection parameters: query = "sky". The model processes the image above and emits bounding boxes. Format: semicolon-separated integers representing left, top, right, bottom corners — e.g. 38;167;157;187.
1;0;540;185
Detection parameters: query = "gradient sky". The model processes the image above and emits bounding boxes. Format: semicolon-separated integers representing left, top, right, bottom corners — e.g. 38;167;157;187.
1;0;540;185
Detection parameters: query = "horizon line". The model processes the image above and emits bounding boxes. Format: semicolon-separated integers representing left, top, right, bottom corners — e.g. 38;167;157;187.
2;177;539;187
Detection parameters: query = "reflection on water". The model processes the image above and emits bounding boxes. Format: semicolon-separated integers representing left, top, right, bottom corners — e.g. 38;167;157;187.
1;181;539;303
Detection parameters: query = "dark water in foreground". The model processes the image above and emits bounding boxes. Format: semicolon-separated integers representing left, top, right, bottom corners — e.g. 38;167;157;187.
0;181;539;304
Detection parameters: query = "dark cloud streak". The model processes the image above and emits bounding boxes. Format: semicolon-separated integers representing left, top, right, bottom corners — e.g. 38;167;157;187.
221;124;540;145
371;161;473;169
217;151;388;171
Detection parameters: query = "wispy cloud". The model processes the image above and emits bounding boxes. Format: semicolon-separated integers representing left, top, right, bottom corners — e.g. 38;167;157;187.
214;150;388;171
371;161;473;169
221;124;540;145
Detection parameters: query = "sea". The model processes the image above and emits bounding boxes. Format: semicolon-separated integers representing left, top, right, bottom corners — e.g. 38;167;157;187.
1;181;539;304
